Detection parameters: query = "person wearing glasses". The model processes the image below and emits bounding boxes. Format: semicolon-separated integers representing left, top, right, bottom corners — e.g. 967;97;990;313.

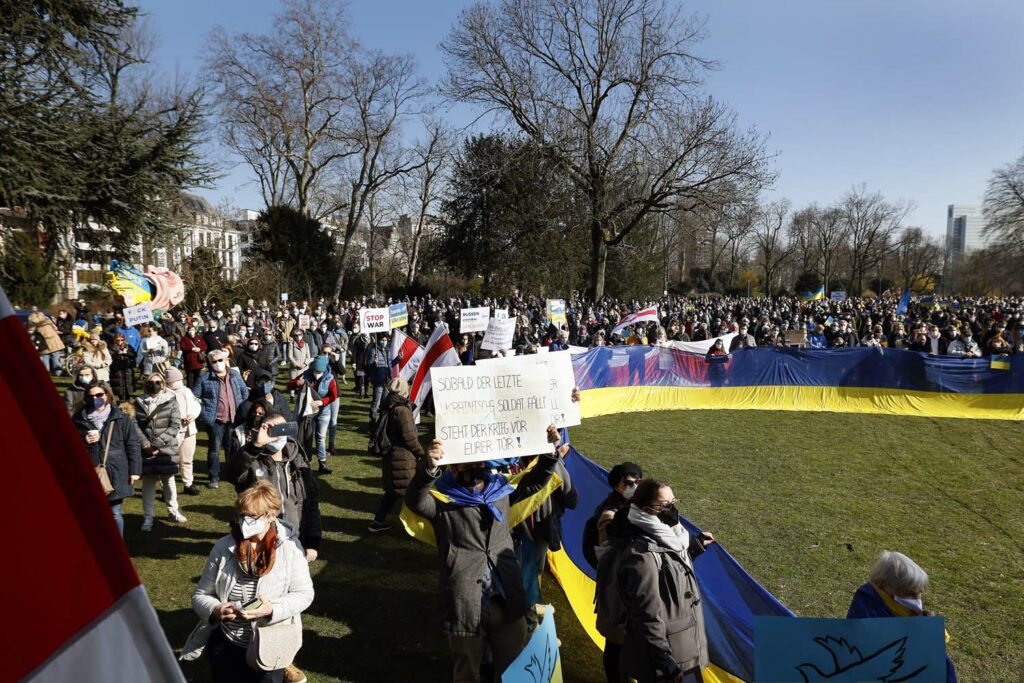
601;479;716;683
72;381;142;536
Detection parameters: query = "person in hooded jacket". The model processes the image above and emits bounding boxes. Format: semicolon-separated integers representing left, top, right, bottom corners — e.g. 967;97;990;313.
180;325;208;389
73;381;141;537
235;336;264;386
109;333;137;402
135;372;186;531
237;370;291;427
227;412;322;562
166;367;203;496
256;330;282;378
350;324;371;398
600;479;715;683
287;355;337;474
65;364;97;415
367;378;424;533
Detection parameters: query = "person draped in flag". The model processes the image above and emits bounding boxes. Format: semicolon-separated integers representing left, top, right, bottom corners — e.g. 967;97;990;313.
405;425;568;683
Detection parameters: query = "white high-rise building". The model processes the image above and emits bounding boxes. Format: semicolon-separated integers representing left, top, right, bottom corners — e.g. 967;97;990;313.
945;204;990;262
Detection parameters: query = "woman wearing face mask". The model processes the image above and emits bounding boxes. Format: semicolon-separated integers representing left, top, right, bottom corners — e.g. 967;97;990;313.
228;412;321;563
605;479;715;683
287;355;337;474
166;367;204;496
138;323;170;377
181;482;315;682
180;325;208;389
350;324;370;398
83;334;113;382
65;364;98;414
135;372;186;531
72;382;141;536
109;333;137;402
847;551;958;682
236;337;264;386
287;330;311;389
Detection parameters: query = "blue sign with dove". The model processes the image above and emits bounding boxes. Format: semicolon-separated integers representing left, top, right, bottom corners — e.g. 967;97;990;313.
755;616;946;682
502;605;562;683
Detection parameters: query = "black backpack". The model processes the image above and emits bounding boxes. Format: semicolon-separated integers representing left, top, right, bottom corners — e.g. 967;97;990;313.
582;501;606;570
369;410;392;455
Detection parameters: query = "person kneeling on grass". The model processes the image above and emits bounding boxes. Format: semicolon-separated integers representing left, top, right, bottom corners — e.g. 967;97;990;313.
182;481;314;683
405;425;568;683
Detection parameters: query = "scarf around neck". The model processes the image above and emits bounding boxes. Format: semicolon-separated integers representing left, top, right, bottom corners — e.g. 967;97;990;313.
86;404;112;431
628;504;689;556
435;471;515;522
232;521;278;578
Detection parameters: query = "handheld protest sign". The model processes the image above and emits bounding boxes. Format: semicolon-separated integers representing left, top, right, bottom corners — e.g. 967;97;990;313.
501;605;562;683
546;299;566;327
360;307;390;334
389;303;409;329
481;317;516;351
123;303;154;328
431;360;555;465
460;306;490;333
516;353;580;428
754;616;946;683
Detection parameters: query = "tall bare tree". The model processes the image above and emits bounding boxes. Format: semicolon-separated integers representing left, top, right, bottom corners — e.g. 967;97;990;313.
206;0;352;217
442;0;773;298
893;227;942;290
752;199;790;295
808;204;847;293
330;50;427;298
983;147;1024;250
403;120;452;286
840;185;909;294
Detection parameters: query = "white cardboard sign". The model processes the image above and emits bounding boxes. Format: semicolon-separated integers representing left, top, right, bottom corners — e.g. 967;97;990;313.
523;352;581;428
124;303;154;328
460;306;491;333
481;317;517;352
431;360;555;464
359;307;390;334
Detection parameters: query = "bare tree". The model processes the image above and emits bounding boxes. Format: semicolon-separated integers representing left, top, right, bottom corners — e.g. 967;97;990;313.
403;120;452;286
787;207;817;278
752;199;790;295
206;0;352;217
840;185;909;294
808;204;848;293
330;50;428;299
983;147;1024;250
893;227;942;290
442;0;773;298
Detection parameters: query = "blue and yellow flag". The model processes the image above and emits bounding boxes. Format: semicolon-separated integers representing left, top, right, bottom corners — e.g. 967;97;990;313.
800;286;825;301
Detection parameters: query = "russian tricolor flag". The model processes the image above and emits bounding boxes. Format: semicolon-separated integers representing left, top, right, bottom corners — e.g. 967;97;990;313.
1;287;182;681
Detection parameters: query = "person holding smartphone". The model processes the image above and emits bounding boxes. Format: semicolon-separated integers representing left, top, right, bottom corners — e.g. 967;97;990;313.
226;413;322;564
182;482;314;682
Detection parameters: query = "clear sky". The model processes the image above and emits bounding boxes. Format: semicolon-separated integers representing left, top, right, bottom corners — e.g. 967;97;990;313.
138;0;1024;237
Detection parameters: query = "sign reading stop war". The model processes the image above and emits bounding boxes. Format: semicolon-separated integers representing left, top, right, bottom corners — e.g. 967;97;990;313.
360;307;390;333
431;361;555;464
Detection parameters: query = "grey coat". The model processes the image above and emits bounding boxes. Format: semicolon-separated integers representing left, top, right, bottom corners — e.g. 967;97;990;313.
135;391;181;475
405;453;560;637
616;529;709;681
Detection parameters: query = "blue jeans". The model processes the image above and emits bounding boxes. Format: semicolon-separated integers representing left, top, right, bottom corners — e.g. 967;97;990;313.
206;421;233;481
111;501;124;537
314;409;331;463
41;351;63;375
370;383;386;422
327;398;340;451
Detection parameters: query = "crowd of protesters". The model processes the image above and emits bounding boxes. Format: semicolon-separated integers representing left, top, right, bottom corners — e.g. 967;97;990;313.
22;290;973;683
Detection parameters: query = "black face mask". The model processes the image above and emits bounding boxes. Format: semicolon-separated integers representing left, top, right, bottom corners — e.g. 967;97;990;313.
456;468;487;488
657;504;680;527
145;381;163;394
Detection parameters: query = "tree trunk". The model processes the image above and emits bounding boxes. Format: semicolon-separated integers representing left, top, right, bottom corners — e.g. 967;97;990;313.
332;238;351;300
589;222;608;299
406;208;427;287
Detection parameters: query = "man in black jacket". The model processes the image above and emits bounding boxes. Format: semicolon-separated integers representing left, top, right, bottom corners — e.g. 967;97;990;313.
405;426;567;683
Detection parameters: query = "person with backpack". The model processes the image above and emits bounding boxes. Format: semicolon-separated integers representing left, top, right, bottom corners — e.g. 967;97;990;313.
367;378;423;533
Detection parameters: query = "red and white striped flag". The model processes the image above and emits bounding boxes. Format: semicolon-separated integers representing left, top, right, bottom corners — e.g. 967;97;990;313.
409;322;461;420
611;306;660;336
0;287;183;682
388;328;425;382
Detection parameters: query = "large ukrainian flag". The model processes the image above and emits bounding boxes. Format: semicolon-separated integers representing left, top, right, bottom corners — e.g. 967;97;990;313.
801;285;826;301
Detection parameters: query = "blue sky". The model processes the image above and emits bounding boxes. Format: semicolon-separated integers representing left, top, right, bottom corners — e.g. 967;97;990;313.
139;0;1024;236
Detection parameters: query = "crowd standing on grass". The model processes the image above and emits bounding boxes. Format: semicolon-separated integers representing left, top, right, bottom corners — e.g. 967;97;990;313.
25;291;968;682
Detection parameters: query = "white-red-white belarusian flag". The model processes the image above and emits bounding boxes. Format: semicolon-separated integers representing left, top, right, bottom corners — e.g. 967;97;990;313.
611;306;660;336
409;322;461;420
388;328;425;382
1;287;184;682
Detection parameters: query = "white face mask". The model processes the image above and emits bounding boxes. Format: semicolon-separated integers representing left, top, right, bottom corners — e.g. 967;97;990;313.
171;380;184;390
266;437;288;453
211;361;226;373
622;483;638;500
239;515;268;539
894;595;923;612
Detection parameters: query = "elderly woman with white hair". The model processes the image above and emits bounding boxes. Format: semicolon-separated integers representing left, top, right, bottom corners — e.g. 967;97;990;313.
847;550;958;682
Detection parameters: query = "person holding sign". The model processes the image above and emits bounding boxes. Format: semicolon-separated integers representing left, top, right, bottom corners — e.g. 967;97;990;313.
404;426;569;683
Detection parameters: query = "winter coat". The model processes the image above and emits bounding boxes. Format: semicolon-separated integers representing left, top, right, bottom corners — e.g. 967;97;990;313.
288;341;311;378
193;368;249;427
525;459;577;551
108;343;136;392
179;335;207;371
72;406;142;501
256;343;281;376
380;393;423;497
351;334;372;376
83;345;113;382
135;390;182;475
27;312;65;354
171;384;202;439
180;520;314;662
226;439;322;552
404;453;560;637
234;349;263;384
608;509;709;681
64;381;88;415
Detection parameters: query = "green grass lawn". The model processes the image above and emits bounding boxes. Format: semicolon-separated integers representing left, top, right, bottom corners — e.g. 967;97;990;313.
56;373;1024;682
